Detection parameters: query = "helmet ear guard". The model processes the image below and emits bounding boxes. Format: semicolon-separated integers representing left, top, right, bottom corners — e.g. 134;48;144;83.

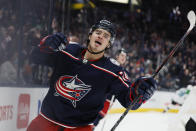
106;43;111;49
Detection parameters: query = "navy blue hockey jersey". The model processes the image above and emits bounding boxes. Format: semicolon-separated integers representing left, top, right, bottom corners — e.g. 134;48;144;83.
31;43;136;128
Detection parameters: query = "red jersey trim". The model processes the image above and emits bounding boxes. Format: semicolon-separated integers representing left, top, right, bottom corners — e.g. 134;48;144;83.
61;50;80;61
40;112;76;128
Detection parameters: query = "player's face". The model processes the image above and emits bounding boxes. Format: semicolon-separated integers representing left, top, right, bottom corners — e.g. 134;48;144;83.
88;29;111;52
117;52;127;65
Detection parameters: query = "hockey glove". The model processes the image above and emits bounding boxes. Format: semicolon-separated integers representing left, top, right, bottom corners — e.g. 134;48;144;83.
39;32;68;52
130;76;157;109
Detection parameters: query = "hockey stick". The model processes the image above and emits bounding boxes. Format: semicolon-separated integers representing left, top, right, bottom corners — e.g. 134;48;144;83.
110;10;196;131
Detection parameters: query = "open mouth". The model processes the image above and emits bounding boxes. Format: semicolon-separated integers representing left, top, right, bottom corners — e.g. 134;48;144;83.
95;41;102;45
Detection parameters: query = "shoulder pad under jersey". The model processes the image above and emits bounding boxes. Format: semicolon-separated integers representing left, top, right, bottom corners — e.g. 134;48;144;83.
109;58;120;66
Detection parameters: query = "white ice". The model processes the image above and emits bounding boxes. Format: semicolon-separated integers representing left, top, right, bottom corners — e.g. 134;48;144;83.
95;112;185;131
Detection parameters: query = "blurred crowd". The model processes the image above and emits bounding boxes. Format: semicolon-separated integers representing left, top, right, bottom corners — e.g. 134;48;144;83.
0;0;195;91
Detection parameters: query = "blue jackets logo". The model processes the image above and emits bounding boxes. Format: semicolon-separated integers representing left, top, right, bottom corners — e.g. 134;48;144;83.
54;75;91;108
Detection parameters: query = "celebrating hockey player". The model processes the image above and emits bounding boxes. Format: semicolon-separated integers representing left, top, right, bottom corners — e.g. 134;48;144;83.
27;20;157;131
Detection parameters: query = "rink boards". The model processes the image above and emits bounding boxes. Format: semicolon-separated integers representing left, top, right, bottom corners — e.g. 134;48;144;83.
0;87;178;131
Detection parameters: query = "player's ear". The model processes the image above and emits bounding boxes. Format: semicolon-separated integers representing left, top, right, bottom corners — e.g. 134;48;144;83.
88;35;91;40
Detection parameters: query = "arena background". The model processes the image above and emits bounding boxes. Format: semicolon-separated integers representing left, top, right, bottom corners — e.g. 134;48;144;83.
0;0;195;130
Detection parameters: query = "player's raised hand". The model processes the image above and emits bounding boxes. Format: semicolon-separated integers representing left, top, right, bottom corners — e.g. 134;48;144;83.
130;76;157;109
39;32;69;52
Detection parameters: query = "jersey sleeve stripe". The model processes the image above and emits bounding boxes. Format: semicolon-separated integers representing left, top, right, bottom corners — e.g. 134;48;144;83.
61;50;80;61
118;76;129;88
91;64;129;88
90;64;117;76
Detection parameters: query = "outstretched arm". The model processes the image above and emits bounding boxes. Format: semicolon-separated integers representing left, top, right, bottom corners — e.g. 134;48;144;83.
39;32;68;53
30;32;69;66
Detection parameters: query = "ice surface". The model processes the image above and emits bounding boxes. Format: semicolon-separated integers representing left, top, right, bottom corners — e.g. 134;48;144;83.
94;112;183;131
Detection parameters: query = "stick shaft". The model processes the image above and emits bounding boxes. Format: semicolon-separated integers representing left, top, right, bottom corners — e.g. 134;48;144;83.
152;30;191;78
110;96;141;131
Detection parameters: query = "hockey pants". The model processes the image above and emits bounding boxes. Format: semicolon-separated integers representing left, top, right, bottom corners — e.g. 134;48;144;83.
26;114;94;131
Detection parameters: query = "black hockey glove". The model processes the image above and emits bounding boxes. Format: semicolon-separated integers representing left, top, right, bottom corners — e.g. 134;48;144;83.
39;32;68;52
130;76;157;109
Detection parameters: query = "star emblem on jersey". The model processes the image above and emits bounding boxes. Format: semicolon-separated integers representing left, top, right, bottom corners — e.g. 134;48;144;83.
54;75;91;108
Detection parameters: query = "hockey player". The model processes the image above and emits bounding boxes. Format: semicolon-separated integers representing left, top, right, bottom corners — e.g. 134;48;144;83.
163;87;191;113
109;48;128;67
167;85;196;131
115;48;128;67
179;85;196;131
27;20;157;131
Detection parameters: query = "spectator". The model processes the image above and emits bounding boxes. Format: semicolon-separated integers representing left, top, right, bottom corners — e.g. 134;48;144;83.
0;52;18;84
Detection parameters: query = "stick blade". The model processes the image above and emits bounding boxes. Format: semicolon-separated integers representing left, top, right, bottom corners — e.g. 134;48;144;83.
187;10;196;30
